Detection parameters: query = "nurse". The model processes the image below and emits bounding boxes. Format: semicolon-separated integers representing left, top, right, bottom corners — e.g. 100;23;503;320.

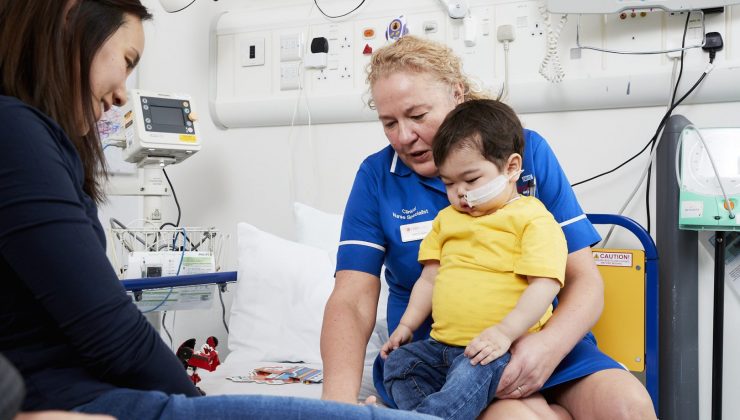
320;35;656;419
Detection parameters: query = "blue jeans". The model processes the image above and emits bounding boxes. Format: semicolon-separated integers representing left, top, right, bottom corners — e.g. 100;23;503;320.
383;339;510;420
75;388;439;420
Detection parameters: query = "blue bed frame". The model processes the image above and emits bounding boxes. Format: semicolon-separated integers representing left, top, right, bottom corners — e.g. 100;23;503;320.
121;271;238;304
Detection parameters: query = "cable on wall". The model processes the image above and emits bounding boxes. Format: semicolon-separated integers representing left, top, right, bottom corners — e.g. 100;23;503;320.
314;0;366;19
597;53;682;247
538;2;567;83
643;12;692;233
496;24;515;100
572;61;714;189
572;24;722;192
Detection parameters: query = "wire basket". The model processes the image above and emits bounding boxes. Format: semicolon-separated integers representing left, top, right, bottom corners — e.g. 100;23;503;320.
109;226;224;279
108;225;227;312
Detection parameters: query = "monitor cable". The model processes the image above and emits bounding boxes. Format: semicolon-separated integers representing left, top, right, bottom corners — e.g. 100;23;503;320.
643;12;691;234
572;32;721;190
590;31;722;246
160;168;181;230
218;286;230;334
162;311;174;349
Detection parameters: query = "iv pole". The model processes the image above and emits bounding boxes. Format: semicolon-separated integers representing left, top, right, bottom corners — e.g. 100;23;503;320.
712;232;725;420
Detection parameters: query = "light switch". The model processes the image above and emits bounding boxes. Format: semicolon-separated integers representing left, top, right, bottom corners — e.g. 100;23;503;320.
280;33;303;62
280;62;301;90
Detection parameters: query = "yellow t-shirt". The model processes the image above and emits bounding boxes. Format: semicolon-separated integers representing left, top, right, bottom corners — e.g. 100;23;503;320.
418;196;567;347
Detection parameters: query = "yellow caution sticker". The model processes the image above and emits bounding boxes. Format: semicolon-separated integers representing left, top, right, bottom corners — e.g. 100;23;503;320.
179;135;197;143
593;251;633;267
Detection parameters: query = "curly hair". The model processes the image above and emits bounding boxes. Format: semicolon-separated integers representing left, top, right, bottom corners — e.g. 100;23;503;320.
366;35;489;108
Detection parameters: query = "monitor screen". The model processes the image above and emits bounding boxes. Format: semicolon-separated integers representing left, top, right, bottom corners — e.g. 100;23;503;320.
150;105;184;126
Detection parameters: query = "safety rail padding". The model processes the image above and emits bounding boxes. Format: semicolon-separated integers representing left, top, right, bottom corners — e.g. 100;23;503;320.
587;214;658;414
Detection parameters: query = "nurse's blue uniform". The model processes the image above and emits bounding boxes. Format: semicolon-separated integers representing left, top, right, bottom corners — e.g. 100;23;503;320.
336;129;623;407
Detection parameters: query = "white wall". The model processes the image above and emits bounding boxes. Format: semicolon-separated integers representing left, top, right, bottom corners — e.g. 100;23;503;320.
103;0;740;417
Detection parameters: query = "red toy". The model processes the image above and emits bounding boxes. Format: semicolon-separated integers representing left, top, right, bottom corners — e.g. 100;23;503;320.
188;336;221;372
176;336;220;388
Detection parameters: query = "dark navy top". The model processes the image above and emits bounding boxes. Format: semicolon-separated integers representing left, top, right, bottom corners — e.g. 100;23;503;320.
337;130;622;405
0;353;24;419
0;95;199;411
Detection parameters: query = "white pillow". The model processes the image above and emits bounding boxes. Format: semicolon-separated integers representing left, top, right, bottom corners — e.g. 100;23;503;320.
292;202;389;365
229;222;334;363
293;202;343;265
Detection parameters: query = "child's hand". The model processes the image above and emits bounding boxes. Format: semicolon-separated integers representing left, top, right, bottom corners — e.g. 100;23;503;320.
380;324;413;359
464;326;512;366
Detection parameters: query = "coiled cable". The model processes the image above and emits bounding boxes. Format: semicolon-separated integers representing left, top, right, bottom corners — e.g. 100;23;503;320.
538;2;567;83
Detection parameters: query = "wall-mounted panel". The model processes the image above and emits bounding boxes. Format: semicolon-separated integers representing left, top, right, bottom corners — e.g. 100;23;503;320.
209;1;740;128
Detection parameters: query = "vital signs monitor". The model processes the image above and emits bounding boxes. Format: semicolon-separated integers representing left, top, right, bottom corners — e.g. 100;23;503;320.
121;89;201;167
678;127;740;231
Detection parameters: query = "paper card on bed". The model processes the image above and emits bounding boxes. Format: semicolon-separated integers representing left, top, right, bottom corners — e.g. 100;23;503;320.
226;373;293;385
258;366;323;384
227;366;323;385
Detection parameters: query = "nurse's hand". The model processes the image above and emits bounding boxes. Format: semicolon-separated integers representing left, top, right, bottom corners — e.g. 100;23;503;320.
380;324;413;359
495;332;559;399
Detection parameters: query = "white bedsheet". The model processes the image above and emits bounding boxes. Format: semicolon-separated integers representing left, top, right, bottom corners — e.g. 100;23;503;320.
198;352;380;403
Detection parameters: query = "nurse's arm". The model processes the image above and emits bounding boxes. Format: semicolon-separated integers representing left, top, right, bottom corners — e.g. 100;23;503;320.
544;247;604;351
497;247;604;397
320;269;381;404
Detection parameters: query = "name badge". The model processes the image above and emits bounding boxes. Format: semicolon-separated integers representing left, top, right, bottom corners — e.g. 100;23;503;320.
400;220;433;243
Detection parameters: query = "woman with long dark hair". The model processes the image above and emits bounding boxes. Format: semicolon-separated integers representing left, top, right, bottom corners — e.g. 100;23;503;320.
0;2;432;419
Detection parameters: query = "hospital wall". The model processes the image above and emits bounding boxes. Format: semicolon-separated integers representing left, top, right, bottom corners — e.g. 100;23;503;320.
98;0;740;416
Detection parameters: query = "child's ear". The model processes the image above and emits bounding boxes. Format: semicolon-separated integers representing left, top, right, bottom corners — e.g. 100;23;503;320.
506;153;522;173
453;82;465;104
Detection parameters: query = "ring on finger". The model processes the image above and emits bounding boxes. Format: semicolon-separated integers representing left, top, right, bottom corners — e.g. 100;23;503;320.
516;385;524;395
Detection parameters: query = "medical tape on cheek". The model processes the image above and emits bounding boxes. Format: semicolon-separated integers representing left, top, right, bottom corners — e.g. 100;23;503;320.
465;175;507;207
464;170;524;208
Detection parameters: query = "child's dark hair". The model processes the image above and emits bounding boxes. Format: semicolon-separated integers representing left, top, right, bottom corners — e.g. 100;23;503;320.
432;99;524;170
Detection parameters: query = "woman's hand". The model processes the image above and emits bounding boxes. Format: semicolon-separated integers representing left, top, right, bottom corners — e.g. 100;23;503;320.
495;332;559;399
380;324;413;359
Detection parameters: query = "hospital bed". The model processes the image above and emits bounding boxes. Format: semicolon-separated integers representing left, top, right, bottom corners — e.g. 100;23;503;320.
123;207;658;411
